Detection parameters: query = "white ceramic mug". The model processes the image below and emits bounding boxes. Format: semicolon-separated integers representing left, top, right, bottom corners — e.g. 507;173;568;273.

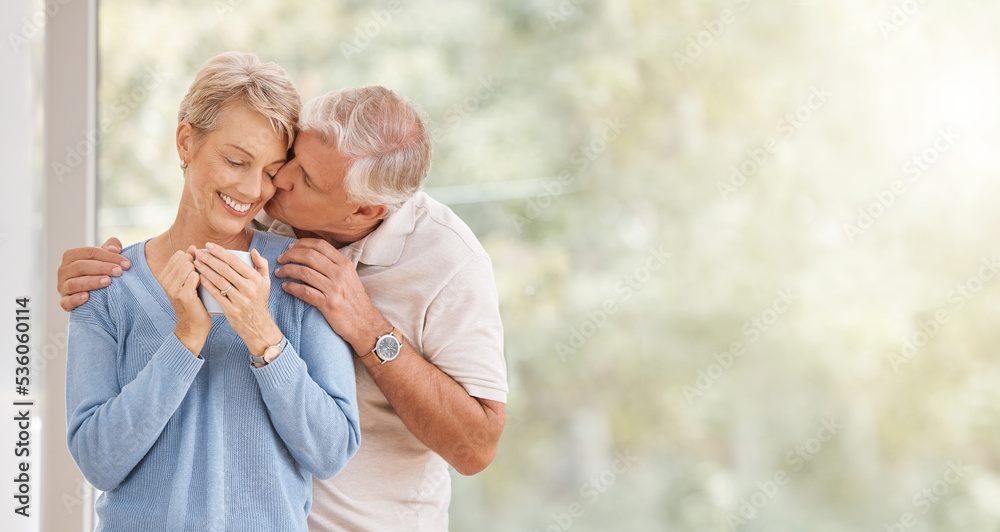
198;250;253;315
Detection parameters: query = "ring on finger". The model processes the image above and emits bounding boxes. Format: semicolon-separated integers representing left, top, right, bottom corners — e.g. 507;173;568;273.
220;284;233;297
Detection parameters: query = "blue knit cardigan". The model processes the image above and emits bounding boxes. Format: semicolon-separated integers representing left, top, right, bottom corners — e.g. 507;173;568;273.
67;230;360;531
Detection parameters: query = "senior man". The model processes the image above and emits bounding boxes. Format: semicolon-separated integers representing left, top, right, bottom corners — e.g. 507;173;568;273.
57;86;507;531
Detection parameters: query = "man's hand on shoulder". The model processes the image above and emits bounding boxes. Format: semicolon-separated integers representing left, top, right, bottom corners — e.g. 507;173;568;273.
277;239;508;476
275;238;385;352
58;237;130;311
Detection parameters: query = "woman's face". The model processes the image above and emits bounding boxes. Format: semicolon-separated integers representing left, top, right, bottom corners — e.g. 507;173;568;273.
177;104;287;238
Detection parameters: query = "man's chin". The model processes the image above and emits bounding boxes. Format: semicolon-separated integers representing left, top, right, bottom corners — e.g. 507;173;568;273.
263;202;285;224
263;201;311;236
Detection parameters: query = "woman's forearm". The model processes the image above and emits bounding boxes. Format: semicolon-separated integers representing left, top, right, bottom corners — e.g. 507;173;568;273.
238;318;284;363
252;309;360;478
66;326;203;491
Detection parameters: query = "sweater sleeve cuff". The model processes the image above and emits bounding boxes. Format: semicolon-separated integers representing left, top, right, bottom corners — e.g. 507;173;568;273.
251;344;305;391
159;334;205;382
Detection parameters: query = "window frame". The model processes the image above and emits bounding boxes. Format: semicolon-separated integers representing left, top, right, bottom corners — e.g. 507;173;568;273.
43;0;99;531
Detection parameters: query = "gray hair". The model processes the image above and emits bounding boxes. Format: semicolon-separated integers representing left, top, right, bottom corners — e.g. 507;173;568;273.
299;87;433;215
178;51;300;150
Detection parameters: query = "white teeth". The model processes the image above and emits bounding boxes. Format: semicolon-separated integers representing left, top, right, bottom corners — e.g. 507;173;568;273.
219;192;251;213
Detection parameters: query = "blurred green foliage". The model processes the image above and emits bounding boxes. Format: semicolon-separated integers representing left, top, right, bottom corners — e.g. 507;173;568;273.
98;0;1000;529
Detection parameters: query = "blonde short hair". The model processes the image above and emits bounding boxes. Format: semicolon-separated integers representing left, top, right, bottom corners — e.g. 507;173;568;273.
299;87;432;215
178;52;300;150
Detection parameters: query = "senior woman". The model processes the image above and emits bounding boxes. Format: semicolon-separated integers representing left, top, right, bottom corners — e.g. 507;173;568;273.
66;52;360;531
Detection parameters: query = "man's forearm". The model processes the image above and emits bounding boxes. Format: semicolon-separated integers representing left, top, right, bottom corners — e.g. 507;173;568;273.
366;341;505;475
273;239;506;474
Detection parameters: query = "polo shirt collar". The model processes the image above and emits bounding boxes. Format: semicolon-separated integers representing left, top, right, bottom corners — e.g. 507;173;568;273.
338;194;417;267
251;211;297;239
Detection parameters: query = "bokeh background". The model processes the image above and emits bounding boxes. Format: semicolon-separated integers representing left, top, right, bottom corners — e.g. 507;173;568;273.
94;0;1000;530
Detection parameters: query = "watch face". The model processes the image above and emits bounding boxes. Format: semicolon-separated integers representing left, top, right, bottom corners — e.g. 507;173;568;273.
376;335;401;360
263;345;282;363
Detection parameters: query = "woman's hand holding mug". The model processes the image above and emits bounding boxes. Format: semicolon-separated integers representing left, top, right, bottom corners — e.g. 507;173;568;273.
162;247;212;356
194;243;283;359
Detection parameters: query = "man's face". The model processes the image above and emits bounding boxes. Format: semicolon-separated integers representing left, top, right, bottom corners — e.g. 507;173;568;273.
265;131;359;243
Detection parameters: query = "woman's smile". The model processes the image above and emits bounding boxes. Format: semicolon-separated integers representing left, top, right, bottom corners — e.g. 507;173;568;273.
218;191;252;215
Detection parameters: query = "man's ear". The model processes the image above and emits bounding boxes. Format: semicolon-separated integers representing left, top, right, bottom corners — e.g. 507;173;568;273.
176;121;194;163
352;204;389;224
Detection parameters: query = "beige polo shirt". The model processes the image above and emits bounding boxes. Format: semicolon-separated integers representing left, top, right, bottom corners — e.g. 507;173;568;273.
254;191;507;531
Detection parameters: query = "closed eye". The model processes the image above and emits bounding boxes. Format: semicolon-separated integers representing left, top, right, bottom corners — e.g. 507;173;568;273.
226;159;244;168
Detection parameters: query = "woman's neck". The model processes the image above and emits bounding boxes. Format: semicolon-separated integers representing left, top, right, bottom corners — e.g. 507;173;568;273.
165;223;252;253
146;215;252;280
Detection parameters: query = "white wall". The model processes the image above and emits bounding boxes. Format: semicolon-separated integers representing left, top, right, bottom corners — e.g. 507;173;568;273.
1;2;47;530
0;0;95;531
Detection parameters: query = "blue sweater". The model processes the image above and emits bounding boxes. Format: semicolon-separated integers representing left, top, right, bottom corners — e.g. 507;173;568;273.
66;230;360;531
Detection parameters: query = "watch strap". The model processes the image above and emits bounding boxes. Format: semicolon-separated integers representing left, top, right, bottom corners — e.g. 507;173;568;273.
358;350;383;368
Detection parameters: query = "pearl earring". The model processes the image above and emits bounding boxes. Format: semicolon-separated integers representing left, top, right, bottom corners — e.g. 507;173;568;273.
180;159;188;170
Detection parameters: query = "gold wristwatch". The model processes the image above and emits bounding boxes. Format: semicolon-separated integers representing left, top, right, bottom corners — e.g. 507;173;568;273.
251;336;287;367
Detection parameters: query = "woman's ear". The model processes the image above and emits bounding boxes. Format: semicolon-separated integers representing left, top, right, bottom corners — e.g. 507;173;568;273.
176;121;194;166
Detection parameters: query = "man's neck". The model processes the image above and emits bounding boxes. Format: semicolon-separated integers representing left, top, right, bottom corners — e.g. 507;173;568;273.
291;220;382;249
